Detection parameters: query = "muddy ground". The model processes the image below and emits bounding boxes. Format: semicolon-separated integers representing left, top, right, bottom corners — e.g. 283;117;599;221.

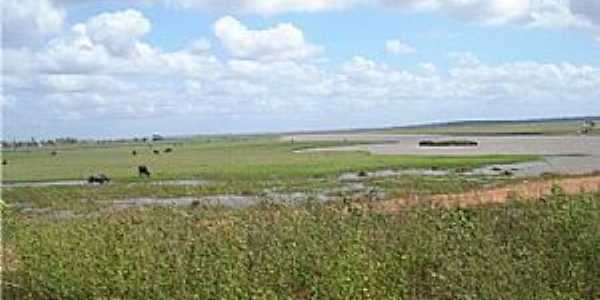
373;175;600;213
293;134;600;176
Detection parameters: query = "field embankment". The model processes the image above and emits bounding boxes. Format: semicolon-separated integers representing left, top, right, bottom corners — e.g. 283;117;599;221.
375;174;600;212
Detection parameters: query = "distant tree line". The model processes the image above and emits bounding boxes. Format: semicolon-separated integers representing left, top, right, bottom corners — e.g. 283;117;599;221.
1;134;167;149
1;137;78;149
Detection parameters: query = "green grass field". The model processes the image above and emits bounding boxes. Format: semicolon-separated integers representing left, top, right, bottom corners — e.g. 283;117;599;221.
1;138;535;183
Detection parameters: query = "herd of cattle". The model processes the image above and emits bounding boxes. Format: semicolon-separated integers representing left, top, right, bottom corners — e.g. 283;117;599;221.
132;148;172;156
87;165;151;185
1;147;175;185
87;148;171;184
44;147;171;185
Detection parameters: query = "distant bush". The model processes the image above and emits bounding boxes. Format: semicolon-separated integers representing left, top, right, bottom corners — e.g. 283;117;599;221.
419;140;478;147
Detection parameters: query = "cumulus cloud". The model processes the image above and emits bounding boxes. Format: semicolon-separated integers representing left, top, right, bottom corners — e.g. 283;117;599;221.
214;16;323;61
188;38;212;54
385;39;416;55
82;9;152;57
24;9;223;78
2;0;65;47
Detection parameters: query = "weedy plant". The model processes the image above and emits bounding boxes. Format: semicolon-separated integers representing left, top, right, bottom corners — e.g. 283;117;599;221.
3;188;600;299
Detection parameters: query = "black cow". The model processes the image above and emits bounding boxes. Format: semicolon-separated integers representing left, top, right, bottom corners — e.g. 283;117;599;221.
153;150;160;155
2;159;7;166
132;150;137;156
138;165;151;177
51;151;58;156
164;148;173;153
87;174;111;185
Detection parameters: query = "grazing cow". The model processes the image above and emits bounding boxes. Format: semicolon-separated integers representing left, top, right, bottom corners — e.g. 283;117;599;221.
2;159;7;166
153;150;160;155
87;174;111;185
138;165;151;177
51;151;58;156
132;150;137;156
164;148;173;153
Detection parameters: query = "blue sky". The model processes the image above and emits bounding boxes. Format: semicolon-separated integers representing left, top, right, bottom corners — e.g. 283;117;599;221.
3;0;600;139
67;2;600;66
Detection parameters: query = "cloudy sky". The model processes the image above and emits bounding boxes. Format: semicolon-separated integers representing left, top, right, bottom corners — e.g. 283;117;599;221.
2;0;600;139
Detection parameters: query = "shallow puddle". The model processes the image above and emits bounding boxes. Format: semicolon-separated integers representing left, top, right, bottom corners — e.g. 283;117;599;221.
1;180;88;188
110;195;257;210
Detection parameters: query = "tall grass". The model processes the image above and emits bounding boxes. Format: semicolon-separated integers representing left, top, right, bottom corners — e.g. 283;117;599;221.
3;189;600;299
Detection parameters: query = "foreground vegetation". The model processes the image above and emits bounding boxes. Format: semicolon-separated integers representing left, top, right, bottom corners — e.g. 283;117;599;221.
3;188;599;299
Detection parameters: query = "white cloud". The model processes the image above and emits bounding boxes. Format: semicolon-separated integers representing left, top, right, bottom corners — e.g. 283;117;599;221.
2;0;65;47
26;9;223;78
214;16;323;61
82;9;152;57
385;39;416;55
39;75;132;94
188;38;212;54
38;26;112;74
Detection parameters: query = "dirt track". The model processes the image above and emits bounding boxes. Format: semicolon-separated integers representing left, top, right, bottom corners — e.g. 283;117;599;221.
374;175;600;213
